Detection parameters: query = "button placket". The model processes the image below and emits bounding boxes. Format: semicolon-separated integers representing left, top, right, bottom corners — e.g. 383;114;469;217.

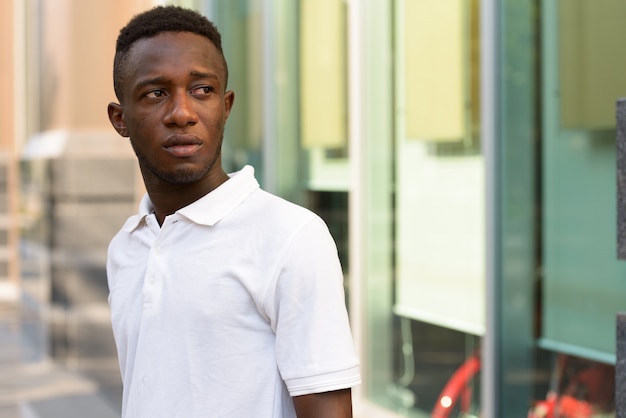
144;218;176;308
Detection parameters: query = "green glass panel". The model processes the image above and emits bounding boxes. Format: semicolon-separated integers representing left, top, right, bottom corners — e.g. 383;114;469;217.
541;0;626;361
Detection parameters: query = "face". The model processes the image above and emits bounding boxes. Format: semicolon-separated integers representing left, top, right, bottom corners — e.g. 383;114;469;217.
108;32;234;188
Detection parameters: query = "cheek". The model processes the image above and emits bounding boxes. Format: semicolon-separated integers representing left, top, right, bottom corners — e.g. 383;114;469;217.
209;113;227;131
127;114;155;138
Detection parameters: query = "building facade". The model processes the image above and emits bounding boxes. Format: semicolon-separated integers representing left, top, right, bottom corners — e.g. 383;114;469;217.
6;0;626;417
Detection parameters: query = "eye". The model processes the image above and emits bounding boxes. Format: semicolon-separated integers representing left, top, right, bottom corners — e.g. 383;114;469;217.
145;89;167;98
191;85;214;96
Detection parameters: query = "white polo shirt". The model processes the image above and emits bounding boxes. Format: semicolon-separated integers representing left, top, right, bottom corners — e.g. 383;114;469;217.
107;165;360;418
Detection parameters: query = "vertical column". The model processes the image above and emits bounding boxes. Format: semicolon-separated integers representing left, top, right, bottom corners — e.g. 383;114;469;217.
481;0;499;415
616;98;626;417
617;98;626;259
0;0;20;301
618;313;626;418
33;0;148;362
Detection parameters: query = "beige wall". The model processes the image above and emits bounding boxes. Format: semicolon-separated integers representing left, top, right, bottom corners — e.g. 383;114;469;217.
39;0;155;131
33;0;154;212
1;1;15;149
0;1;19;290
0;1;156;293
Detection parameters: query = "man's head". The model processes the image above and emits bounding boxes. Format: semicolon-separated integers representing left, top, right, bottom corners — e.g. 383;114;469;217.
107;6;235;193
113;6;228;103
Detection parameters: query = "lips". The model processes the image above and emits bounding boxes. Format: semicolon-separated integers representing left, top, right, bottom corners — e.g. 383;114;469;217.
162;134;203;158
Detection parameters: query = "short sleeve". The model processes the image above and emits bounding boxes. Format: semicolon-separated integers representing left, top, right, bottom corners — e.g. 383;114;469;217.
268;216;361;396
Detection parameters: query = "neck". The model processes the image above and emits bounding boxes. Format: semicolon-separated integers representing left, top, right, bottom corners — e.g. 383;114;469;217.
143;169;230;226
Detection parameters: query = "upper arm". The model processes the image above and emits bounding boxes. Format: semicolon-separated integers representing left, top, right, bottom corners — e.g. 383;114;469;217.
292;388;353;418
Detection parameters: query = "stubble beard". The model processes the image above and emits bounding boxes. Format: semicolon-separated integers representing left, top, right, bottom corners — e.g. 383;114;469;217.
134;137;223;185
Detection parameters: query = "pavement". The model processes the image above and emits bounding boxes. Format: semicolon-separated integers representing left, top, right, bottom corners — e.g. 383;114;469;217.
0;277;122;418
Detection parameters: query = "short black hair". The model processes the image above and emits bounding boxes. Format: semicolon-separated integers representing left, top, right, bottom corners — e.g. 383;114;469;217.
113;5;228;102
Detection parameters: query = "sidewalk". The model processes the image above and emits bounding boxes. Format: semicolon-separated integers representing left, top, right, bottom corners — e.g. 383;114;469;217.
0;282;121;418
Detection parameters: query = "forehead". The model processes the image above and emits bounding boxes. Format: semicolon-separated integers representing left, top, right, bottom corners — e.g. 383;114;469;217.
124;32;225;84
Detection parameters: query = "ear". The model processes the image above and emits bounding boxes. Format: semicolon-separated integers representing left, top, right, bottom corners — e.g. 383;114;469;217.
223;90;235;121
107;102;129;137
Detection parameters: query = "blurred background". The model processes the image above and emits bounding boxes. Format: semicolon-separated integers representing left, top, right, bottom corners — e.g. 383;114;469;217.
1;0;625;417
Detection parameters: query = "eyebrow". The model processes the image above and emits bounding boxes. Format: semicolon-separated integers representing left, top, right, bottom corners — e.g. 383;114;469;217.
189;70;219;81
134;71;220;91
134;76;169;91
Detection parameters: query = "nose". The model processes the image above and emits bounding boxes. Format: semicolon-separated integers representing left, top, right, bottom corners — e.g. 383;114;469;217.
163;90;198;127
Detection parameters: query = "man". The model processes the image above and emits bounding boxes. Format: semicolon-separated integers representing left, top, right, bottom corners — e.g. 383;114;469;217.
106;5;360;418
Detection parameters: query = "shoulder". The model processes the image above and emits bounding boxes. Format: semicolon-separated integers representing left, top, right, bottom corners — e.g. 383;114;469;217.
251;189;314;216
232;188;337;261
242;188;325;232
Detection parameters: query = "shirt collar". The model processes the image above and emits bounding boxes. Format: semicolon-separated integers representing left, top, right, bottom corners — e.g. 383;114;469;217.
123;165;260;232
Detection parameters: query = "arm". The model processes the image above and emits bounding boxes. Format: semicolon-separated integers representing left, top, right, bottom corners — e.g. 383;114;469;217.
293;388;353;418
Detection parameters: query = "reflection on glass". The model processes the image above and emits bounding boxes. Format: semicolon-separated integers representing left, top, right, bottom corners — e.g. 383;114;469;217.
558;0;626;130
390;0;483;415
529;353;615;418
391;319;481;417
300;0;347;149
404;0;464;142
394;0;483;335
542;0;626;360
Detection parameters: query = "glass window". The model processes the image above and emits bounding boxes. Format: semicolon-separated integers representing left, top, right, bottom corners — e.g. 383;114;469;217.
208;0;266;180
541;0;626;362
394;0;484;337
300;0;346;150
300;0;350;194
369;0;484;415
528;353;615;418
